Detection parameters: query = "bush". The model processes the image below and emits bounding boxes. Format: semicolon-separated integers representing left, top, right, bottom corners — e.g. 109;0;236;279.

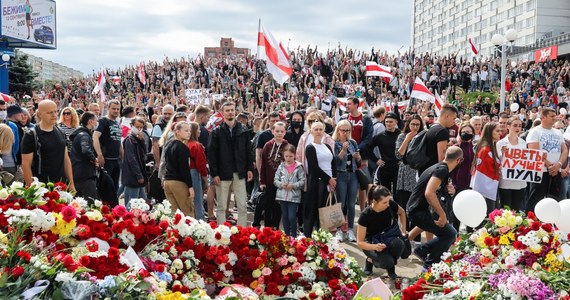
450;90;499;105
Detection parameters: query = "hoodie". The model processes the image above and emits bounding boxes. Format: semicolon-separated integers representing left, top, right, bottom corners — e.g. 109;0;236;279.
69;126;97;181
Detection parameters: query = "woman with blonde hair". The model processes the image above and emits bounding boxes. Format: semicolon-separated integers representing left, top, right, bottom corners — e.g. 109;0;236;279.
332;119;361;242
58;107;79;150
163;121;195;216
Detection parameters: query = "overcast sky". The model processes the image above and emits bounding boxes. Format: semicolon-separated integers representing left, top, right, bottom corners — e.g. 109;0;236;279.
22;0;411;76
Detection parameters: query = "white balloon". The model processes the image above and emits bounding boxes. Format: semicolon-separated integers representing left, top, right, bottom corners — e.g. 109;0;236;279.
534;198;561;223
452;190;487;228
510;103;519;112
561;243;570;260
561;108;568;115
556;200;570;233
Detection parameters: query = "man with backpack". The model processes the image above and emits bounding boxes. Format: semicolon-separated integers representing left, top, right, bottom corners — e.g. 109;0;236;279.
21;100;75;190
93;100;123;193
416;104;459;176
70;112;99;200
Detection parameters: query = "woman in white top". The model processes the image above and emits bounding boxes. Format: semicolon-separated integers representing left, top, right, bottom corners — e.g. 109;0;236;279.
496;116;527;211
304;121;337;237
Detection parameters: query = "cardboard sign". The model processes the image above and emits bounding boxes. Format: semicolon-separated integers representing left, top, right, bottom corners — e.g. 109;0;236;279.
501;147;546;183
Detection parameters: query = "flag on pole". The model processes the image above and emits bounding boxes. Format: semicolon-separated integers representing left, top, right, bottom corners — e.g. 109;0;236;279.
410;77;435;102
0;92;10;102
92;69;106;103
434;92;445;116
138;62;146;85
468;38;479;55
365;61;393;78
470;147;500;201
257;20;292;85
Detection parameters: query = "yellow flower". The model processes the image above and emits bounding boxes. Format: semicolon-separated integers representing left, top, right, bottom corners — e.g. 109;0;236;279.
156;291;186;300
250;280;259;289
252;269;261;278
499;232;515;245
475;231;490;248
529;244;542;254
328;259;335;269
50;213;76;237
423;270;432;280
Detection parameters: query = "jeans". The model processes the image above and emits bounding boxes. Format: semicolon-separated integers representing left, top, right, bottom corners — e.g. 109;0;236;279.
123;186;146;209
363;237;405;270
104;159;121;194
409;209;457;268
561;175;570;199
280;201;299;237
336;172;358;229
191;169;205;221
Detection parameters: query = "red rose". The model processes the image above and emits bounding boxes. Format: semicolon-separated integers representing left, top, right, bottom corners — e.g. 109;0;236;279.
541;223;553;233
531;222;541;231
215;232;222;240
159;220;169;230
79;256;91;266
12;266;24;278
86;240;99;252
61;206;77;222
76;224;92;240
16;250;31;262
54;182;67;191
173;213;182;224
328;278;340;290
156;264;165;273
108;247;120;259
527;211;537;220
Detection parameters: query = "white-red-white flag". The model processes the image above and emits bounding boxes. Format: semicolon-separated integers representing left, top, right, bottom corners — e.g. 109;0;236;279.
92;69;106;103
434;91;445;117
410;77;435;102
257;21;292;85
365;61;393;78
337;97;365;111
138;62;146;85
110;75;121;85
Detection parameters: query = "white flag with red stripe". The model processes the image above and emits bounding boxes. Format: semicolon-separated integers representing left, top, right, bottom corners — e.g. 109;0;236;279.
337;97;365;111
365;61;393;78
92;69;106;103
257;21;292;85
410;77;435;102
138;62;146;85
434;92;445;116
469;38;479;55
110;75;121;85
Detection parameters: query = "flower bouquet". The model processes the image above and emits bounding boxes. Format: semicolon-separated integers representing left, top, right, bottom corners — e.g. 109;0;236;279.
401;209;570;299
0;180;365;299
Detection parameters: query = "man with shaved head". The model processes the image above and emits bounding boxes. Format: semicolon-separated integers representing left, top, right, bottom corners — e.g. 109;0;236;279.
21;100;75;190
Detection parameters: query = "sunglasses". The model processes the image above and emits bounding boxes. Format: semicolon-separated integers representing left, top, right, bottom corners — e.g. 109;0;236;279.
340;129;350;132
63;112;72;115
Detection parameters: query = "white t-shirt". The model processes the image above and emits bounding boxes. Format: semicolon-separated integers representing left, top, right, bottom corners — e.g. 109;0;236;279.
496;136;527;190
526;126;564;163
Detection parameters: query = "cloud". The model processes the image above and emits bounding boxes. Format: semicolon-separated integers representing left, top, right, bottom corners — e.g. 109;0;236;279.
21;0;411;75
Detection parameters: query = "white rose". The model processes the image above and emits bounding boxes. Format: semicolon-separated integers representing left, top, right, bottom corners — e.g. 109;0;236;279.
0;189;9;200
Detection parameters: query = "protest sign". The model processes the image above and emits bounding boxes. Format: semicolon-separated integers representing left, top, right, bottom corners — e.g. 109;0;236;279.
185;89;202;105
501;147;546;183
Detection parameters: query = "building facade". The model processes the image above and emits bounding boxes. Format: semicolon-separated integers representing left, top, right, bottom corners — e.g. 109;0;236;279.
204;38;249;59
22;51;83;83
412;0;570;59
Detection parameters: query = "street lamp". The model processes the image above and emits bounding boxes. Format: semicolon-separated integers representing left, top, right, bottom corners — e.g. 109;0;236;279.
0;54;10;94
492;29;518;113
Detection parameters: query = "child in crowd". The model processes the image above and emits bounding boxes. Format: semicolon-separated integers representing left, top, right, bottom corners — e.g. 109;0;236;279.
274;144;305;237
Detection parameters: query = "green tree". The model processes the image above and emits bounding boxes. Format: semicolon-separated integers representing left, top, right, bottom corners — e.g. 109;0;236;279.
8;52;38;99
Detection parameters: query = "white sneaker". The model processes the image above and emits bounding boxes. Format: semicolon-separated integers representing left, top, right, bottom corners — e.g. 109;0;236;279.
347;230;357;242
335;230;344;242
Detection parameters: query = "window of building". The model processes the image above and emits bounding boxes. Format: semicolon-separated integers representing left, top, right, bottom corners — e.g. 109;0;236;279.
526;16;534;28
507;8;515;18
527;0;536;11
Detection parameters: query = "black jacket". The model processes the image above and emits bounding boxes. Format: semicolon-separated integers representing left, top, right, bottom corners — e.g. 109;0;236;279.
121;134;148;188
70;127;97;181
208;121;254;181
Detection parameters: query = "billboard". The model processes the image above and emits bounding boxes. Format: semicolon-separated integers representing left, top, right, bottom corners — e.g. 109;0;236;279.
534;45;558;62
1;0;56;49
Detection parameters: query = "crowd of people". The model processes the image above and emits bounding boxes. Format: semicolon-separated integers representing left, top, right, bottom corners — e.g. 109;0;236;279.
1;45;570;280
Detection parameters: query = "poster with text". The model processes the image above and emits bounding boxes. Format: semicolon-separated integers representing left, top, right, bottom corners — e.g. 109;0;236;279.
1;0;56;48
501;147;546;183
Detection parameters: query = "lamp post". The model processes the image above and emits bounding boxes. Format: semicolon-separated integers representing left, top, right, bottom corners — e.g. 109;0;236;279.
492;29;518;113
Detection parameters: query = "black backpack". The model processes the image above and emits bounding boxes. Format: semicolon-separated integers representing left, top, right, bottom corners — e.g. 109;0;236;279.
405;129;428;170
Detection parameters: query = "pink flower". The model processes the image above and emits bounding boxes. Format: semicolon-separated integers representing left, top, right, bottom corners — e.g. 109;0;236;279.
112;205;128;218
489;209;503;223
498;226;511;234
261;267;272;276
61;205;77;222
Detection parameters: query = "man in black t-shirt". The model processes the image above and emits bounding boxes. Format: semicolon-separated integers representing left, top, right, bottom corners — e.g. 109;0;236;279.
418;104;458;176
93;100;123;193
407;146;463;269
21;100;75;190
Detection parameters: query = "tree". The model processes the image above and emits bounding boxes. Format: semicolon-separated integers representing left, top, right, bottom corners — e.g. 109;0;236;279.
8;52;38;99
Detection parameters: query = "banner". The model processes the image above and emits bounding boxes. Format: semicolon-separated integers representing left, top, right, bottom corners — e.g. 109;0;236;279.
535;45;558;62
1;0;57;48
185;89;202;105
501;147;546;183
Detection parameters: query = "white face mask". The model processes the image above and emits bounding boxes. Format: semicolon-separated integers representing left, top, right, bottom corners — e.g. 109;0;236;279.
0;111;6;120
131;127;139;135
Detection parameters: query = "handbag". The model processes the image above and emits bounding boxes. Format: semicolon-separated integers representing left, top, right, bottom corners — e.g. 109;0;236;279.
318;192;345;231
371;204;402;246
